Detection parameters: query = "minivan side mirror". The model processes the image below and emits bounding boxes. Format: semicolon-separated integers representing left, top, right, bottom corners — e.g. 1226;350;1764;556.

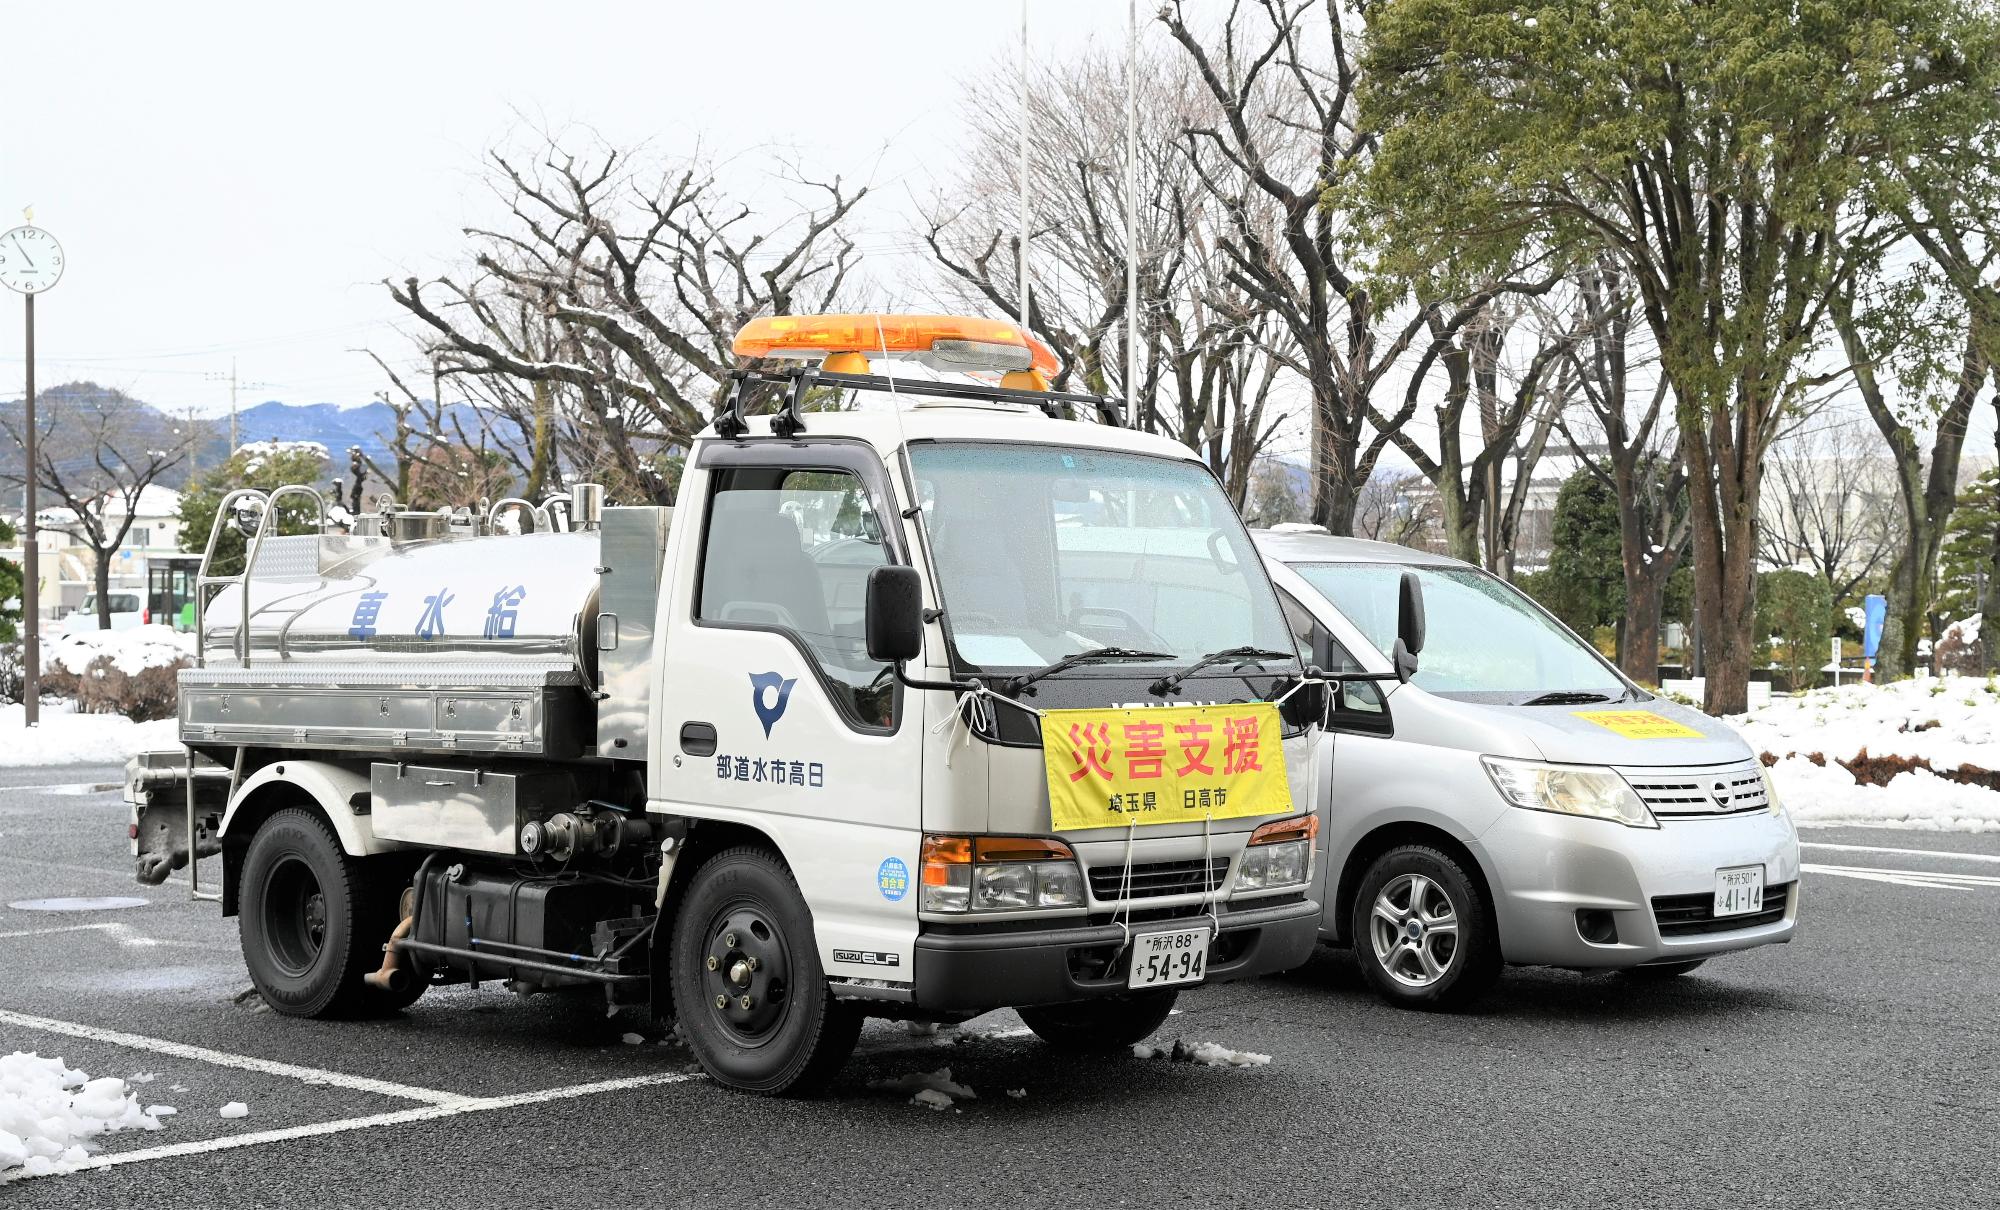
865;565;925;664
1393;570;1425;682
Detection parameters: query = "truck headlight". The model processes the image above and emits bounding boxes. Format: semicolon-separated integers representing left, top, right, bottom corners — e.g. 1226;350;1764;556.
922;835;1083;913
1235;815;1318;892
1481;757;1658;829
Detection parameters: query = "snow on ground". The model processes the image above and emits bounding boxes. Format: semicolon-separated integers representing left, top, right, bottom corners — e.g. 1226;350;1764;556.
868;1068;977;1110
1131;1039;1273;1068
0;702;178;768
44;625;194;677
0;1052;168;1179
1727;676;2000;832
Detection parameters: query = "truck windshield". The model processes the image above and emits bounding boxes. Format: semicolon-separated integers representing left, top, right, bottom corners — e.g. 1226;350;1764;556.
909;443;1293;675
1290;562;1630;704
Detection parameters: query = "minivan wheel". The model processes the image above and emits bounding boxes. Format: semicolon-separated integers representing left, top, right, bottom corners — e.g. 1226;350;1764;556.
1351;845;1500;1011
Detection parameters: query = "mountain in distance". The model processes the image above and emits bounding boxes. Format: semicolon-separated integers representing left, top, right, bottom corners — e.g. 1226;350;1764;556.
0;384;517;488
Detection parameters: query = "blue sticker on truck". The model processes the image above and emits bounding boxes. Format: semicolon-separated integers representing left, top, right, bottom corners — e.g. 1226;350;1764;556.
877;857;909;902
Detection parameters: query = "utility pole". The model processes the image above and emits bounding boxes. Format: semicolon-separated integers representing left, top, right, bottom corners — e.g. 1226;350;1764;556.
1125;0;1139;422
1017;0;1031;327
206;358;243;452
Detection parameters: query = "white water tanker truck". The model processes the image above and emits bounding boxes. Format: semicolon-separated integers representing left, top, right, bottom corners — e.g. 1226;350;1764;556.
127;315;1327;1094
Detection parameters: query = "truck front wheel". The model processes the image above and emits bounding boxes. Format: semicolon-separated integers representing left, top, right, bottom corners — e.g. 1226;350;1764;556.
239;807;390;1019
670;847;860;1095
1018;989;1178;1052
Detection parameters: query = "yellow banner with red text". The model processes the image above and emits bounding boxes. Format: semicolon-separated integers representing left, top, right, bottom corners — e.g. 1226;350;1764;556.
1040;702;1293;832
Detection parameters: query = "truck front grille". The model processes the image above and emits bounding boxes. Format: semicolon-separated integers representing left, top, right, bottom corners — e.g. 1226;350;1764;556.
1651;882;1792;936
1620;762;1771;817
1087;857;1229;902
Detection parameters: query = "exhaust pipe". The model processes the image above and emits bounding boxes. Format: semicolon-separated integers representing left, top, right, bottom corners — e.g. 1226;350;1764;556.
364;888;418;993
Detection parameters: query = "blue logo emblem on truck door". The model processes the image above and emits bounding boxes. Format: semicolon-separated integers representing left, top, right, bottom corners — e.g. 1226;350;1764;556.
750;671;798;737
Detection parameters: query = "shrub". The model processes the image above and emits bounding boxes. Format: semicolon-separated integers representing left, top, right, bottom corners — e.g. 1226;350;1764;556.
58;652;188;722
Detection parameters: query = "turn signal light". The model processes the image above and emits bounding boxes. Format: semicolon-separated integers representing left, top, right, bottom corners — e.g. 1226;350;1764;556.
1248;815;1318;846
920;834;1083;913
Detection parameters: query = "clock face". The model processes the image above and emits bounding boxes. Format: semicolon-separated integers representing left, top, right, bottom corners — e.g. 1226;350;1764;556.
0;226;64;294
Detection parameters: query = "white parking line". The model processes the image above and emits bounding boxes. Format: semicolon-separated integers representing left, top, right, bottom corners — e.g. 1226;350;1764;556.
1802;863;2000;891
1801;841;2000;865
0;1009;468;1106
0;922;204;948
6;1071;699;1181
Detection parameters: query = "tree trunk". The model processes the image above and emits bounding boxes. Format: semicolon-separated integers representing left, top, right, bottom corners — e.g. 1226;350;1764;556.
1621;568;1666;685
1310;378;1361;534
93;553;113;630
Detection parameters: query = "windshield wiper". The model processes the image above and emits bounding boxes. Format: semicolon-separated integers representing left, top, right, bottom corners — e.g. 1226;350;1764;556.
1149;646;1295;697
1003;647;1174;694
1520;690;1615;706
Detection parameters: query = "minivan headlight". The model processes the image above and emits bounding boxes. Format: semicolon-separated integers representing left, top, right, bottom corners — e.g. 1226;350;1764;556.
1481;757;1658;829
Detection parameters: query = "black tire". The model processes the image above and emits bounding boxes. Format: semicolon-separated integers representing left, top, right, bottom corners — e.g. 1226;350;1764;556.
1350;844;1500;1011
1018;989;1179;1052
670;847;861;1095
239;808;398;1019
1621;959;1707;979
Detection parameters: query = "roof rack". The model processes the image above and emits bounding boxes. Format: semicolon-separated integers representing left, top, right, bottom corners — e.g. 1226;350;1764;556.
712;366;1124;440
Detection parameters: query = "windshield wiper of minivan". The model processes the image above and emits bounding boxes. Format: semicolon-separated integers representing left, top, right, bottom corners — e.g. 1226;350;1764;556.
1519;690;1616;706
1148;646;1295;697
1003;647;1175;695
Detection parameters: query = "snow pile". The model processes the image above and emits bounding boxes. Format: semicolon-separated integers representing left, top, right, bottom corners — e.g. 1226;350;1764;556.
45;625;194;678
1131;1039;1272;1068
1942;614;1982;647
1727;676;2000;831
868;1068;976;1110
1764;755;2000;833
0;702;178;767
218;1102;249;1120
0;1052;168;1179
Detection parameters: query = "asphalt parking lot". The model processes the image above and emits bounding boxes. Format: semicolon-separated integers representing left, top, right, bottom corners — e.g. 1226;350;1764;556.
2;764;1996;1208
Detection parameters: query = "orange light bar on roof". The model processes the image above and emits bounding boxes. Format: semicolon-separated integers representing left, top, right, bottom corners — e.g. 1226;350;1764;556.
733;313;1061;379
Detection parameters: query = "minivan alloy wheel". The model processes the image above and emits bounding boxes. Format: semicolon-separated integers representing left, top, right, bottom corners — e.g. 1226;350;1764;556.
1370;872;1459;987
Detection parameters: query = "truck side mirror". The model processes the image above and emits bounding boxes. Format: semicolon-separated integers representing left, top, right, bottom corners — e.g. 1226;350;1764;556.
865;565;925;664
1393;570;1425;682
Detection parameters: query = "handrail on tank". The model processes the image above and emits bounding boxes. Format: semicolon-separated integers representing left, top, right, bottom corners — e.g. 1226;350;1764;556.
193;488;270;671
236;485;328;667
542;492;573;534
487;497;549;534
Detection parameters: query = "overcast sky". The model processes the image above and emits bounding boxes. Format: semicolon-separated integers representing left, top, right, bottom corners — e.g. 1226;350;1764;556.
0;1;1126;419
0;2;1986;469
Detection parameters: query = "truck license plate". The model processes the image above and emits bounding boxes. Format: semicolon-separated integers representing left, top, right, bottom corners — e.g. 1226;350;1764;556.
1713;866;1765;917
1127;927;1211;989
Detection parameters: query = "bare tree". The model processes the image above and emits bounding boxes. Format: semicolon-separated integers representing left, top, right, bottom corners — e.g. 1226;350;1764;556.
1389;292;1570;576
387;131;865;504
1554;263;1692;682
0;384;202;629
1758;419;1898;606
923;46;1294;502
1352;468;1440;549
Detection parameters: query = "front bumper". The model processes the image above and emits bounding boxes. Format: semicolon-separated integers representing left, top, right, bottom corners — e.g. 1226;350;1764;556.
911;895;1319;1011
1479;805;1801;968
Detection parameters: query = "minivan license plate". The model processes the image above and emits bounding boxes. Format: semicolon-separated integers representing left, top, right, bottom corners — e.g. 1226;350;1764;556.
1128;927;1211;989
1714;866;1765;917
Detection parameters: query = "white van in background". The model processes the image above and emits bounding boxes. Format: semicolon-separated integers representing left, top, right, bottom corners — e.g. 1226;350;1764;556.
1255;530;1800;1009
55;591;146;636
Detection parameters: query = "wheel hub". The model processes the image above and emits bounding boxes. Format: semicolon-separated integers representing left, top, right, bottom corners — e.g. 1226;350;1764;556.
703;909;789;1041
1370;872;1461;989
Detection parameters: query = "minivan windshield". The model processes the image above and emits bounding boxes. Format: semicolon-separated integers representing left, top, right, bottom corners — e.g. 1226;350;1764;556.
1290;562;1629;704
910;443;1294;675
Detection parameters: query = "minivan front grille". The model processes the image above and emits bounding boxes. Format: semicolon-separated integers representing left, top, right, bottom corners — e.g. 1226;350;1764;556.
1651;882;1792;936
1087;857;1229;902
1620;762;1771;817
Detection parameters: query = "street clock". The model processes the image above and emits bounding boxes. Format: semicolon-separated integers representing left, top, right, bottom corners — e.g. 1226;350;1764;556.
0;225;64;294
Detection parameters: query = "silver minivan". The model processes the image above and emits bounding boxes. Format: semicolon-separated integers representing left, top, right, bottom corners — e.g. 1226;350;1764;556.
1256;530;1800;1009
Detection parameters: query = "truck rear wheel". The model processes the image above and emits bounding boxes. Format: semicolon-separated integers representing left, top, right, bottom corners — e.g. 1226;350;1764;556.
670;847;860;1096
1018;989;1178;1052
239;807;391;1019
